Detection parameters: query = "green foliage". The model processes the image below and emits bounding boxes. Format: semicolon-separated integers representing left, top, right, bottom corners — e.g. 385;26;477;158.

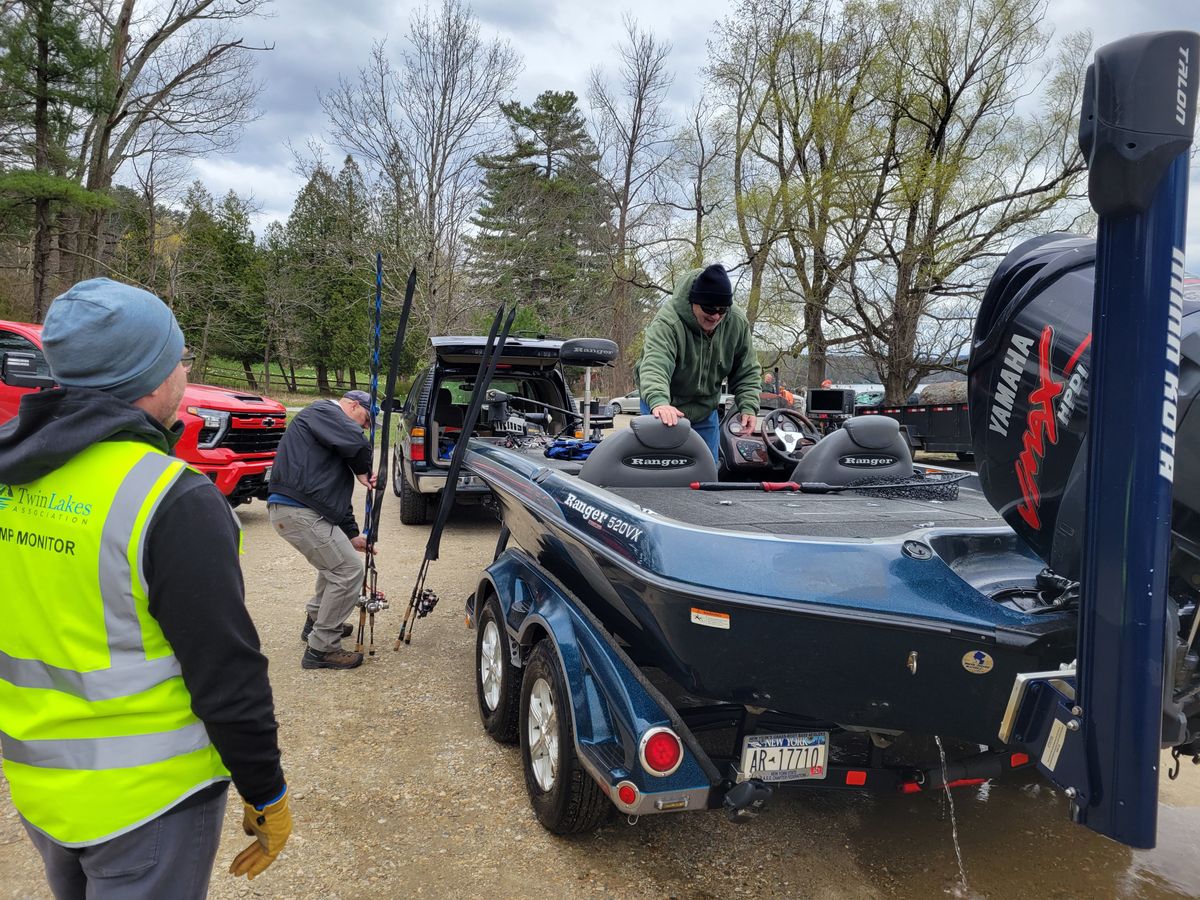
467;91;612;336
0;171;112;209
0;1;109;159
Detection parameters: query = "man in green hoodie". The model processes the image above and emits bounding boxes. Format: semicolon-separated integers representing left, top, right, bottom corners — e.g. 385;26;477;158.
634;264;761;461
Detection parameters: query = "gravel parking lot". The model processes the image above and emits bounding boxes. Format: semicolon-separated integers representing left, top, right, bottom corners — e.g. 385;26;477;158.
3;468;1199;899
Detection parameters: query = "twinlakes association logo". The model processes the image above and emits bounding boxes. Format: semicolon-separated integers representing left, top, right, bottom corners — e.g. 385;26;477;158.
0;484;93;519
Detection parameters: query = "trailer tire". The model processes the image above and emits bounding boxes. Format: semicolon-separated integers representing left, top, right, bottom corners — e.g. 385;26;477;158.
476;596;520;743
520;640;610;834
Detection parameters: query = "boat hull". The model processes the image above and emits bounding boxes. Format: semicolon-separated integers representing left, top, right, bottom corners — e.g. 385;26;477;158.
467;443;1076;746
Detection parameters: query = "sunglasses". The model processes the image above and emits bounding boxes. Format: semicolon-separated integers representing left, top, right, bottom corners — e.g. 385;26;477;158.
698;305;728;317
180;352;196;373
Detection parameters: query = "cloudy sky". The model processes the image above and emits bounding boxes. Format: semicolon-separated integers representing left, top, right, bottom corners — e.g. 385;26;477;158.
191;0;1198;258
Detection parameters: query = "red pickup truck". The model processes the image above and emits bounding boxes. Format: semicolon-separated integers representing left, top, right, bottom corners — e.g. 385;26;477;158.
0;318;287;506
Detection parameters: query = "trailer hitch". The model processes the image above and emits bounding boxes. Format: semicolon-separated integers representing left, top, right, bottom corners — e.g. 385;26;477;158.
723;779;773;822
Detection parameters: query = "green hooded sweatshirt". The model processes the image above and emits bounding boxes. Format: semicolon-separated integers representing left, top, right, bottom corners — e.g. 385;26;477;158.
634;268;761;422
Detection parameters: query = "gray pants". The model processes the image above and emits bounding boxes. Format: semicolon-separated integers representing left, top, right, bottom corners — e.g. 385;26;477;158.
23;785;228;900
269;502;361;651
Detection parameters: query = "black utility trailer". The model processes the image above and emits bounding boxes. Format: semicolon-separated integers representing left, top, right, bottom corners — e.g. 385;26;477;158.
857;401;972;456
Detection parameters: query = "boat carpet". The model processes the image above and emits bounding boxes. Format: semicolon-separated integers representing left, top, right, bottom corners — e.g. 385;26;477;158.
607;483;1006;540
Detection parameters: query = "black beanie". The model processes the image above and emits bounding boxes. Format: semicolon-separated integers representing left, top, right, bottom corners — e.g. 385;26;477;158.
688;264;732;307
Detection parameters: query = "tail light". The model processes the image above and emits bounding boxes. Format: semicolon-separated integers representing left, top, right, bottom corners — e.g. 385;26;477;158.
409;427;426;462
639;727;683;776
615;781;638;807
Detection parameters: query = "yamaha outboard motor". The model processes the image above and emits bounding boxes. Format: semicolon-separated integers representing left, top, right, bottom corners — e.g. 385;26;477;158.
968;29;1200;849
968;236;1200;585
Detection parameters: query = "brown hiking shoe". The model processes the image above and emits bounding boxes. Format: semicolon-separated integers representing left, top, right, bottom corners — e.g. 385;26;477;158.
301;647;364;670
301;616;354;644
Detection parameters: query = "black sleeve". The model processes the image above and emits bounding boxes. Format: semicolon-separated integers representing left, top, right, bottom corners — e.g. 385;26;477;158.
145;473;285;808
336;504;361;539
307;404;372;475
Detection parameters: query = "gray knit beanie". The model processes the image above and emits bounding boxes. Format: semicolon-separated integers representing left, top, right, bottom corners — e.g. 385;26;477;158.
42;278;185;402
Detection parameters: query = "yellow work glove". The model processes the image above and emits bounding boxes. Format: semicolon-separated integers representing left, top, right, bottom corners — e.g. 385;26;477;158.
229;786;292;880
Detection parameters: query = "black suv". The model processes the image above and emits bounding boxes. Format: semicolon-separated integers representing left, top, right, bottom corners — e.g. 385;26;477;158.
392;335;595;524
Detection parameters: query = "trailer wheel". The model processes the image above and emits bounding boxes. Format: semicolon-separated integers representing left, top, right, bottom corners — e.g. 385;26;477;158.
476;596;519;743
520;640;610;834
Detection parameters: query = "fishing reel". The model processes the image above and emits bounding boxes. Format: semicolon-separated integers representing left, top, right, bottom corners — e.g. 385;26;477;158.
415;587;439;618
359;587;389;615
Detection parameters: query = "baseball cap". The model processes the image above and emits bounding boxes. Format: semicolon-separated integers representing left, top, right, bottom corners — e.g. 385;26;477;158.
343;389;379;422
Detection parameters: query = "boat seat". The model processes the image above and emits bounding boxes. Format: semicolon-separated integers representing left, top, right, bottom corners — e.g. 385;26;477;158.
578;415;717;487
790;415;913;485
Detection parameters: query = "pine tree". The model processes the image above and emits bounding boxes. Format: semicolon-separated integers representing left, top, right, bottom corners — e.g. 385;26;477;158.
467;91;611;335
0;0;108;319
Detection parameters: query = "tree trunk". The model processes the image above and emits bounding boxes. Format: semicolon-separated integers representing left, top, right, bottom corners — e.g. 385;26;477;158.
804;296;827;388
316;363;330;394
241;360;258;391
198;310;213;376
73;0;134;282
30;0;52;322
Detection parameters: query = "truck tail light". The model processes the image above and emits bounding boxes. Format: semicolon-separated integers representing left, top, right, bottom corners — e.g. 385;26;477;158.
410;427;426;462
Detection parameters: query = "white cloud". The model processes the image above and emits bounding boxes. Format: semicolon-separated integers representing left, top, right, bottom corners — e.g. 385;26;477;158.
184;0;1199;261
190;157;306;232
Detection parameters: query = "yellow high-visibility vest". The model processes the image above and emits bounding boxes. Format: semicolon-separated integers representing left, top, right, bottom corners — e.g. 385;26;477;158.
0;441;230;846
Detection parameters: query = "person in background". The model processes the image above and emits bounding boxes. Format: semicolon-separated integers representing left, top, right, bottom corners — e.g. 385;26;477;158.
0;278;290;898
267;389;378;670
635;264;760;460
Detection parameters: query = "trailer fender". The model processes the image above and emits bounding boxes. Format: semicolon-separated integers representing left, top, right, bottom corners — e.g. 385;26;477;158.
481;548;714;814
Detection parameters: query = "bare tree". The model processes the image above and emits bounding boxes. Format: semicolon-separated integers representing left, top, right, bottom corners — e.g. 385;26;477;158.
706;2;790;328
588;14;674;386
69;0;271;280
759;0;902;387
849;0;1091;400
321;0;520;335
649;98;733;275
126;126;192;292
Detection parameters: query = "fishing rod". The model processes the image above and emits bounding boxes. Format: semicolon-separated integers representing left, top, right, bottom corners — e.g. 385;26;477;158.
355;261;417;656
396;303;518;648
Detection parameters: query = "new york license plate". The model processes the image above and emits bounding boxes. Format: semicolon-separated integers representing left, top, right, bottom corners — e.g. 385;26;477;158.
738;731;828;782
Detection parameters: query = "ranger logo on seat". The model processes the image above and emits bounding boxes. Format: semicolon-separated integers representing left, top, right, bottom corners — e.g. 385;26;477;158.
622;454;694;469
839;454;898;468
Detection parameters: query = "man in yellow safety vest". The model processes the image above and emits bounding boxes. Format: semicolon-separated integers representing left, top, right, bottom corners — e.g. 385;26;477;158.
0;279;291;897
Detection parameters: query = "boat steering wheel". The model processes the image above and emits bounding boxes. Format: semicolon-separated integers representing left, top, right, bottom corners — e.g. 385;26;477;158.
762;408;820;467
